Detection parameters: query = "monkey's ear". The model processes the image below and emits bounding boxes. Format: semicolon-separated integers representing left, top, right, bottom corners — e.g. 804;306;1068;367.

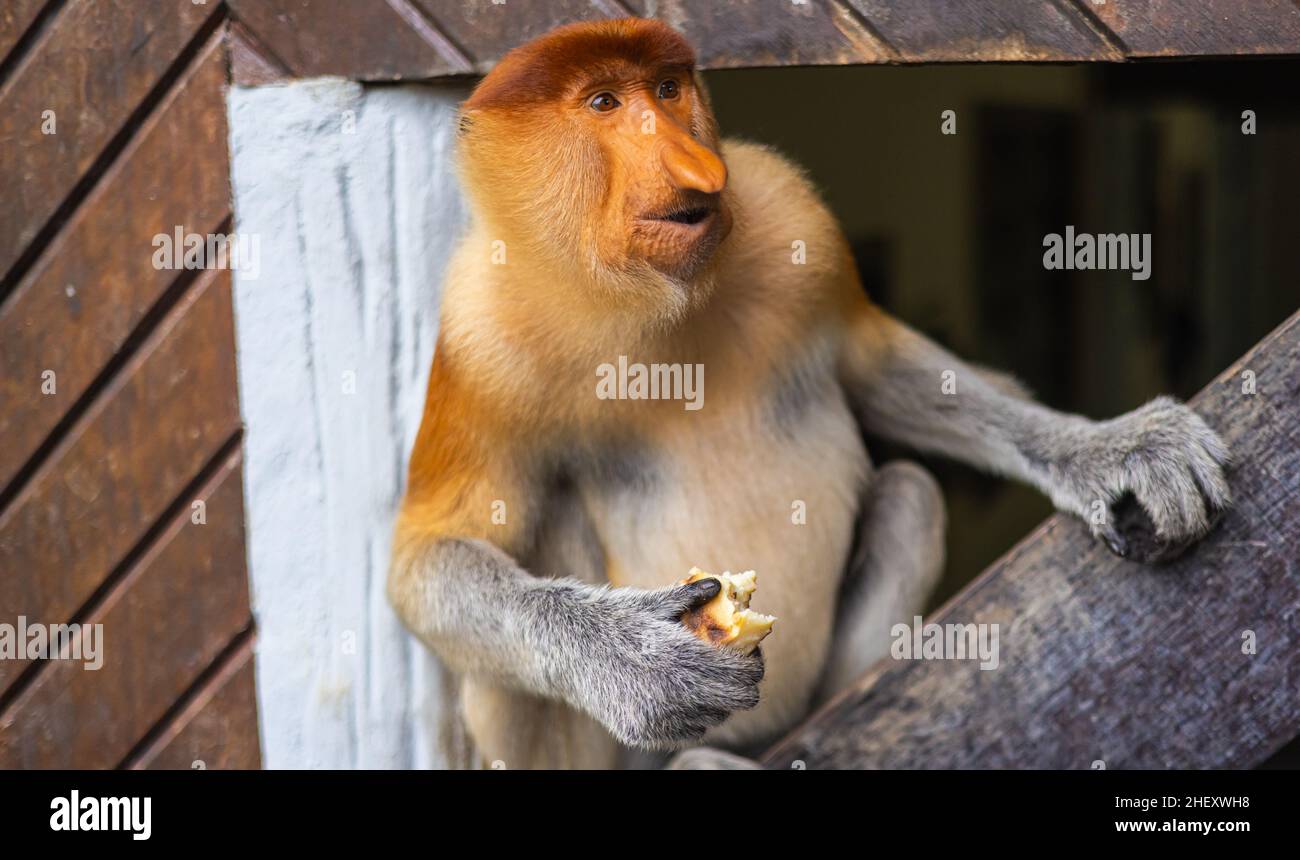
458;108;480;137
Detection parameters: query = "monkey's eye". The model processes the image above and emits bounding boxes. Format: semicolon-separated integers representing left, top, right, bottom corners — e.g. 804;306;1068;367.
658;79;680;100
590;92;621;113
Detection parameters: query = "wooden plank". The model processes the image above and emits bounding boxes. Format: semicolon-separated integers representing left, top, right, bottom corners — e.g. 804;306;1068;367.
132;640;262;770
414;0;618;72
228;17;291;86
0;0;216;282
0;0;48;65
1088;0;1300;57
764;311;1300;770
0;32;230;494
220;0;1300;80
843;0;1121;61
0;450;251;769
0;268;240;693
624;0;893;67
227;0;471;80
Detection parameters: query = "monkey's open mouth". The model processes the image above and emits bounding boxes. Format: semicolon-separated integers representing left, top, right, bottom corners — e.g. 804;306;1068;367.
648;206;714;226
662;207;712;225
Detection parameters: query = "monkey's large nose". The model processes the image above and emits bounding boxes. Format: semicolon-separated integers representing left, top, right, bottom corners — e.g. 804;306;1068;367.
660;138;727;194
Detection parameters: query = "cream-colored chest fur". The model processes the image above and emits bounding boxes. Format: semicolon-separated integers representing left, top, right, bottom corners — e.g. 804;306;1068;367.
579;371;870;745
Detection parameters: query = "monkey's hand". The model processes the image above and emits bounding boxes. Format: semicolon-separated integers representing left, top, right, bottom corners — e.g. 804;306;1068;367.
1046;396;1231;563
557;577;765;749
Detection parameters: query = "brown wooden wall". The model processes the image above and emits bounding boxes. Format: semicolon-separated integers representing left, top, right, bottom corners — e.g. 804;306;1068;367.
224;0;1300;85
0;0;259;769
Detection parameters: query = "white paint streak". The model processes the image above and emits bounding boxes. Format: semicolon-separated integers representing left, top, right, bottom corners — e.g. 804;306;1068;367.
228;79;471;768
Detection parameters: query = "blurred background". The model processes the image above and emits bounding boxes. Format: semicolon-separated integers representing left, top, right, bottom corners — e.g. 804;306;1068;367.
708;59;1300;606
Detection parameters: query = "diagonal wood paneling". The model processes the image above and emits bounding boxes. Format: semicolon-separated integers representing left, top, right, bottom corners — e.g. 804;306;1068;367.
0;268;241;693
0;0;219;285
130;638;262;770
225;0;1300;84
0;449;251;769
0;30;230;494
416;0;630;72
0;3;260;770
227;0;472;80
1087;0;1300;57
843;0;1122;61
0;0;51;64
624;0;893;67
227;17;293;86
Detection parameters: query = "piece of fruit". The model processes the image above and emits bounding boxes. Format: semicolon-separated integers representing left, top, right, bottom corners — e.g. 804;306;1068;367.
679;567;775;655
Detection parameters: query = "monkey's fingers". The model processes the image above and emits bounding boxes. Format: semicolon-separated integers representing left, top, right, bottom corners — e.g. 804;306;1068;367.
661;578;721;619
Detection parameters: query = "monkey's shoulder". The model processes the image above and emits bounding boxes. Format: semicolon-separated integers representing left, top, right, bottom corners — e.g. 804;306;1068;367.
718;139;855;300
721;139;845;251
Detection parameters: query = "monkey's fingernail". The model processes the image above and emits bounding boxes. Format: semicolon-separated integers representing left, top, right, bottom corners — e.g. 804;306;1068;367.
1101;530;1128;558
685;578;721;603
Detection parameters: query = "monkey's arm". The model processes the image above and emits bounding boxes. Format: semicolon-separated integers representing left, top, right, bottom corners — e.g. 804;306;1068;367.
839;304;1231;560
387;361;762;748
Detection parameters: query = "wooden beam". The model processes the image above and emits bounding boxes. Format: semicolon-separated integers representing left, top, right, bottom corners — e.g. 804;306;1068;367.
840;0;1123;62
221;1;1300;84
226;0;472;80
764;310;1300;770
1087;0;1300;58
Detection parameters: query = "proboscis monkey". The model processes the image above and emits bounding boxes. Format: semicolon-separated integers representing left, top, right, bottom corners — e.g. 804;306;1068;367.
388;19;1231;769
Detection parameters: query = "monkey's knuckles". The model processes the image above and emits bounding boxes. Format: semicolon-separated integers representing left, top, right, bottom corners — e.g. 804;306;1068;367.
1077;400;1231;561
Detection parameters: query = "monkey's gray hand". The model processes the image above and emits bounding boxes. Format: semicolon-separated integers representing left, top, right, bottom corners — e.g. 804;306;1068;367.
556;578;764;749
1046;396;1230;564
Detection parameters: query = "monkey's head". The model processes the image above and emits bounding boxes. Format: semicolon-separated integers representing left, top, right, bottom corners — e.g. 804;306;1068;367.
457;19;732;306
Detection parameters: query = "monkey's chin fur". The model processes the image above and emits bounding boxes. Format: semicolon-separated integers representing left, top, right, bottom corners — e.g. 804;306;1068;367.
679;568;776;655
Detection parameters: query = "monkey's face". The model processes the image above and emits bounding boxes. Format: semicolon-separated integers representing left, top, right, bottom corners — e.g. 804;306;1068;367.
458;19;732;289
588;70;733;281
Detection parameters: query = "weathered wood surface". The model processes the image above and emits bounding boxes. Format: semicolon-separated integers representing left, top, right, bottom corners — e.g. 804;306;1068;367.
227;17;293;86
842;0;1122;62
764;311;1300;770
1089;0;1300;57
227;0;472;80
416;0;620;71
0;449;250;769
131;639;262;771
226;0;1300;84
0;0;218;284
0;31;230;492
0;4;261;769
0;268;240;692
0;0;48;63
622;0;893;67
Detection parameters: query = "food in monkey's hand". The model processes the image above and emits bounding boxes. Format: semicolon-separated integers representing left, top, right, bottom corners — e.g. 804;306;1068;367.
679;567;775;655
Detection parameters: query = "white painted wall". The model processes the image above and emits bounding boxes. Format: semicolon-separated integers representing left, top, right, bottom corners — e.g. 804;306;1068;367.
228;79;471;768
